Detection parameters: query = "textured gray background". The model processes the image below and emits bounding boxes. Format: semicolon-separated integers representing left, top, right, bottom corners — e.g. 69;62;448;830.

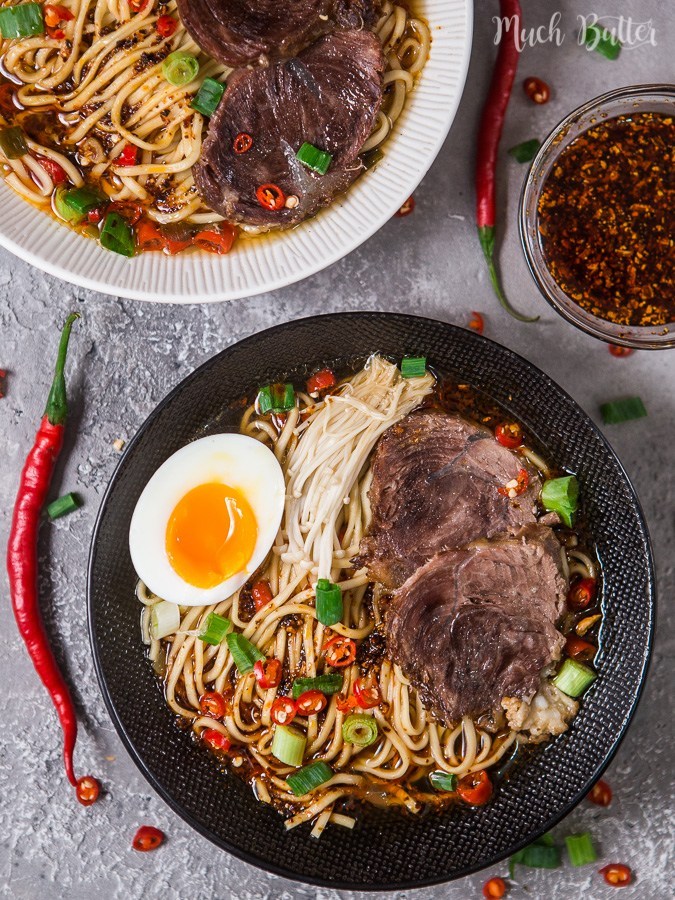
1;2;673;898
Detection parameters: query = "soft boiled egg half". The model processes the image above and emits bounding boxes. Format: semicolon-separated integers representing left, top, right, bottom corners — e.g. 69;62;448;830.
129;434;285;606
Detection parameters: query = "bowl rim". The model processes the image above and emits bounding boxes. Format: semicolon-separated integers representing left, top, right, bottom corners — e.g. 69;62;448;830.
86;311;656;890
518;82;675;350
0;1;473;304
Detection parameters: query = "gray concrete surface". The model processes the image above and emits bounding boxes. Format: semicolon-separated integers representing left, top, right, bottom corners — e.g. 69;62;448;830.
1;2;673;898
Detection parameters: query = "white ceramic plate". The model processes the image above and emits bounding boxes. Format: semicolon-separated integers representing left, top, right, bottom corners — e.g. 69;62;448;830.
0;1;472;303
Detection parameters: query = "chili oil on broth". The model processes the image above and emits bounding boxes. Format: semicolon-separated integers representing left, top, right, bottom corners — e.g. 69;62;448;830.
0;0;431;257
135;357;601;836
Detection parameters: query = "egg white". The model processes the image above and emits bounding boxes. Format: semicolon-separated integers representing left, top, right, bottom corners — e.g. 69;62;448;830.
129;433;285;606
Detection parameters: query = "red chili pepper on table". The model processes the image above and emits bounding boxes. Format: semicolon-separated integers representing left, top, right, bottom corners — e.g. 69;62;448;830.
132;825;165;851
475;0;538;323
6;314;98;801
587;778;612;807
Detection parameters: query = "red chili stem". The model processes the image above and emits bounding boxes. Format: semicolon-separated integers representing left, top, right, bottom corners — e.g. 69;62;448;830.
6;313;88;791
475;0;538;323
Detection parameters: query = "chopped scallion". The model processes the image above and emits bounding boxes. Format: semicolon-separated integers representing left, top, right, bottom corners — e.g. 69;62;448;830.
541;475;579;528
565;832;597;867
257;383;295;414
296;142;332;175
508;138;541;163
286;760;333;796
600;396;647;425
0;3;44;39
0;126;28;159
553;658;596;697
519;842;561;868
400;356;427;378
582;24;621;60
315;578;342;626
162;51;199;86
150;600;181;640
342;713;378;747
271;724;306;766
191;77;225;117
199;612;232;646
291;674;343;700
100;211;135;257
226;631;265;674
429;771;457;792
46;492;81;520
54;186;104;223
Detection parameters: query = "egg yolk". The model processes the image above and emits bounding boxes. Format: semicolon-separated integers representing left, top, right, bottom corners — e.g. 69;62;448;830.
166;483;258;589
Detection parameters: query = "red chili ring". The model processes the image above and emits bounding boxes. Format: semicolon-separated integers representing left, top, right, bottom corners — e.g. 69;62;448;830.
233;132;253;154
256;183;285;211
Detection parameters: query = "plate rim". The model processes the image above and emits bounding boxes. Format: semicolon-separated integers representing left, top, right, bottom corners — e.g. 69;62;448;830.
87;311;656;889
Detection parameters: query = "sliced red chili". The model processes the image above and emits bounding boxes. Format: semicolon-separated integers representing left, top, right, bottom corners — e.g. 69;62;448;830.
233;132;253;154
495;422;523;449
116;144;139;167
44;4;74;30
251;580;273;611
34;154;68;185
498;467;529;497
202;728;231;753
523;76;550;104
469;311;485;334
609;344;634;357
336;694;358;713
87;207;104;224
107;201;143;225
270;696;298;726
587;778;612;807
567;577;597;611
199;690;227;719
483;877;507;899
324;635;357;668
193;226;236;254
599;864;632;887
132;825;164;852
457;770;493;806
156;14;177;38
253;657;282;690
566;634;596;662
395;195;415;217
306;368;336;395
353;675;381;709
296;690;327;715
256;183;285;211
75;775;101;806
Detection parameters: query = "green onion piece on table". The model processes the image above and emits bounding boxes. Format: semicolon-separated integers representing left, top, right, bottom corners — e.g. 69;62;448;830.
162;51;199;86
150;600;180;640
429;771;457;792
508;138;541;163
296;142;332;175
46;492;81;520
257;383;295;414
600;396;647;425
0;126;28;159
271;724;306;766
199;612;232;646
315;578;343;626
291;673;343;700
226;631;265;674
565;832;597;867
582;24;621;60
553;658;596;697
519;842;561;868
541;475;578;527
286;760;333;796
0;3;44;39
400;356;427;378
342;713;378;747
191;77;225;116
100;212;135;257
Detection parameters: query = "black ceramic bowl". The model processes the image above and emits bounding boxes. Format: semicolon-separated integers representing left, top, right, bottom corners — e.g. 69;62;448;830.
88;313;654;890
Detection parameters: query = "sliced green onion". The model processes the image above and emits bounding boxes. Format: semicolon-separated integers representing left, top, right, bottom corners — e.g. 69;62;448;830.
536;833;555;847
286;760;333;796
342;713;378;747
600;396;647;425
257;383;295;414
226;631;265;674
100;212;135;257
0;3;44;39
553;658;596;697
520;843;561;868
400;356;427;378
565;832;597;867
0;126;28;159
541;475;579;528
296;142;332;175
150;600;181;640
429;771;457;792
508;138;541;163
46;492;81;520
191;77;225;117
510;835;558;877
291;674;343;700
162;51;199;87
271;724;306;766
582;24;621;60
199;612;232;646
315;578;342;626
54;186;104;223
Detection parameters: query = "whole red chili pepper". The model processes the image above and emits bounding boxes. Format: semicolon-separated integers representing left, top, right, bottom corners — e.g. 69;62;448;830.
475;0;538;323
6;313;97;797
